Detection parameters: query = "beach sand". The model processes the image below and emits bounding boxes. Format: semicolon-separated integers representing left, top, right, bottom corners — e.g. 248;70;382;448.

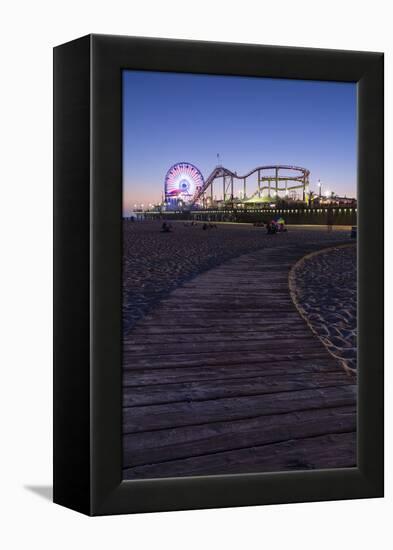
290;245;357;371
123;220;352;332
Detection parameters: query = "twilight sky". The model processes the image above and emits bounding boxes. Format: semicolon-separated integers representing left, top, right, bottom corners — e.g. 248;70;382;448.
123;70;356;214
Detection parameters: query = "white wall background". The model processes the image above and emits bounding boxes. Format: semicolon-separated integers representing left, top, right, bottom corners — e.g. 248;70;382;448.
0;1;391;548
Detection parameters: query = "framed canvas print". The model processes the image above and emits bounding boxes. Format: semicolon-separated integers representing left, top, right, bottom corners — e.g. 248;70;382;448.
53;34;384;515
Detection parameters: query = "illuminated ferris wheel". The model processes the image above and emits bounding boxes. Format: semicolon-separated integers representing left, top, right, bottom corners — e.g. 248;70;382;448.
164;162;204;205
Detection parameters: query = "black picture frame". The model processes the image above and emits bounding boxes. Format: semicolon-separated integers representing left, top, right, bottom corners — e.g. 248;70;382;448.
53;34;384;516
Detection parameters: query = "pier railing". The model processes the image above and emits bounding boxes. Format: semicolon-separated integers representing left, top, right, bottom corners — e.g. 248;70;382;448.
138;207;357;226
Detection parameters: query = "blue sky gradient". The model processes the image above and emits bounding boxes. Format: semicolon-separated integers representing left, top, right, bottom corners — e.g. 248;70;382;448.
123;70;356;213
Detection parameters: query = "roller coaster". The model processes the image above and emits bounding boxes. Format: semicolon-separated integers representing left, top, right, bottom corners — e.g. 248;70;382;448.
163;162;311;210
190;164;310;208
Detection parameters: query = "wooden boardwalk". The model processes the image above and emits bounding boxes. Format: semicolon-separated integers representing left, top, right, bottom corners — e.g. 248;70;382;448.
123;242;357;479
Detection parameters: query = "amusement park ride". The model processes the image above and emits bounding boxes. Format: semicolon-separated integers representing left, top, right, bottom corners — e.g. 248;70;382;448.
163;162;311;211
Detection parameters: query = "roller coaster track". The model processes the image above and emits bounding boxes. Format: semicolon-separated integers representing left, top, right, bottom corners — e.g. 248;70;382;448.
190;165;310;206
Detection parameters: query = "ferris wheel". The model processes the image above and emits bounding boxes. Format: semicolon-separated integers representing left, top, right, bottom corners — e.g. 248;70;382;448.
165;162;204;204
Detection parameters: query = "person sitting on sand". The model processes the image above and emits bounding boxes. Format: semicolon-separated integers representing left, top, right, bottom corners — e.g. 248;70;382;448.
161;222;171;233
272;216;287;232
266;221;278;234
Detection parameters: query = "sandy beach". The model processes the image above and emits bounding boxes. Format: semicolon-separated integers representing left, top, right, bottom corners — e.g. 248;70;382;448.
290;244;357;371
123;220;352;332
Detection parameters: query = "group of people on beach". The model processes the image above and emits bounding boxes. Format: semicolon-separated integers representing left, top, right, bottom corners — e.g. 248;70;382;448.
266;219;288;234
163;219;288;234
163;221;218;231
160;214;337;234
253;218;288;234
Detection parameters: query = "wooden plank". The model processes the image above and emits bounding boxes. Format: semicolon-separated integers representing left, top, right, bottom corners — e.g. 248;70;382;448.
130;321;304;334
125;329;313;345
140;311;303;321
123;359;345;386
123;432;357;479
123;371;353;407
123;385;356;433
123;350;335;370
123;405;356;468
123;337;320;355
